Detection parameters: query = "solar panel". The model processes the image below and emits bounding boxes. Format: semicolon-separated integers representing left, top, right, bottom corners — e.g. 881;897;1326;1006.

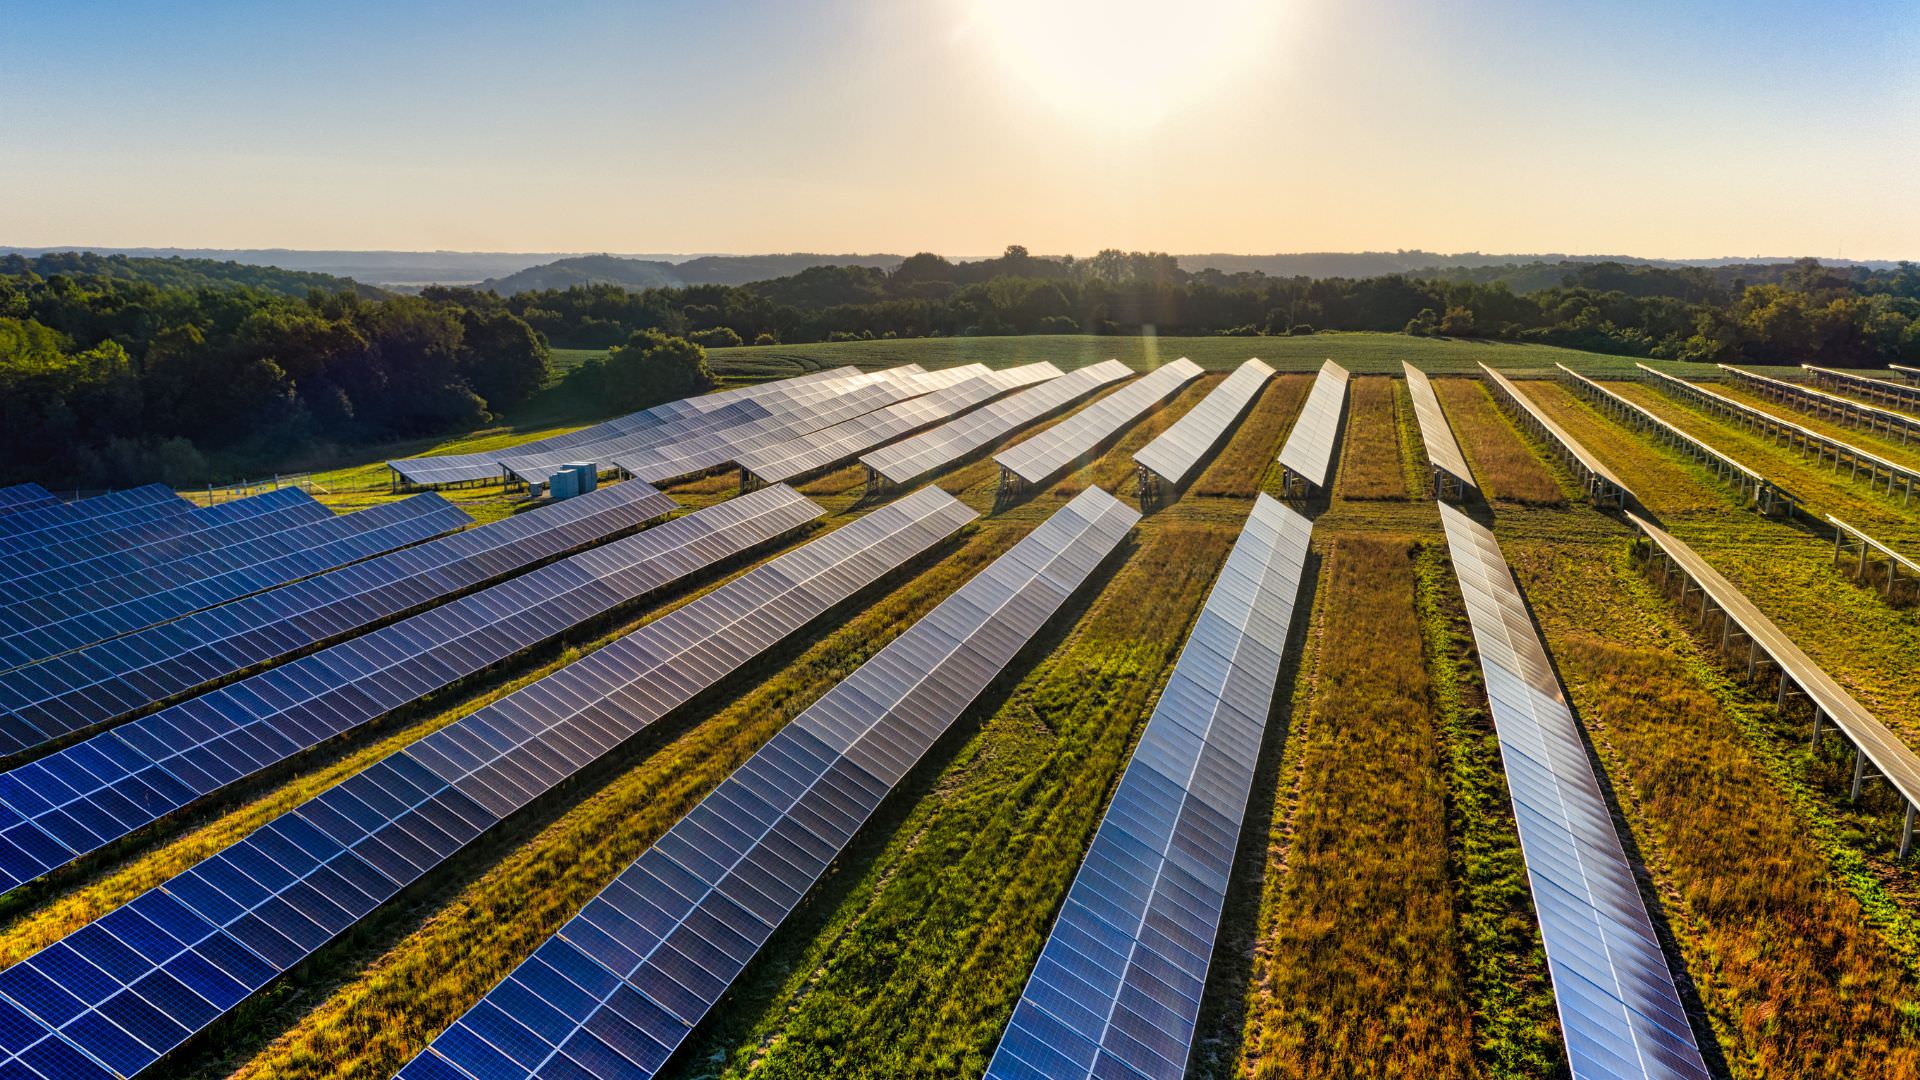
401;485;1139;1080
0;482;674;760
738;364;1059;487
387;367;865;487
605;366;964;486
0;485;192;553
1478;364;1633;509
1403;363;1476;501
1628;511;1920;852
1556;364;1800;517
0;486;822;897
1722;366;1920;444
0;488;977;1080
987;494;1310;1080
1437;502;1710;1080
1132;359;1274;498
1802;364;1920;413
0;484;60;519
0;490;337;612
0;487;334;587
995;359;1205;491
504;367;941;487
1640;363;1920;503
1275;360;1350;497
861;360;1128;493
0;495;474;673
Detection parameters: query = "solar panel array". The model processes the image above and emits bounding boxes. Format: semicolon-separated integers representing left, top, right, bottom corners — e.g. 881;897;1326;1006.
1802;364;1920;412
1556;364;1800;517
1478;364;1633;509
0;488;977;1080
987;494;1310;1080
861;360;1130;491
1628;511;1920;845
1275;360;1351;496
0;484;59;519
0;486;821;897
1403;363;1476;500
510;367;941;486
996;359;1204;487
0;487;333;587
0;486;192;556
1637;363;1920;505
1132;359;1274;493
609;366;976;486
0;492;437;631
1438;502;1709;1080
388;366;863;487
0;482;674;758
402;485;1139;1080
738;364;1059;487
0;495;474;673
1721;365;1920;444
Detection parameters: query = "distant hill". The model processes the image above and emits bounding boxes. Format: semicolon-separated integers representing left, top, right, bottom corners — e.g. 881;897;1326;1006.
670;253;904;286
0;251;384;298
473;252;907;294
473;254;684;293
1176;250;1902;277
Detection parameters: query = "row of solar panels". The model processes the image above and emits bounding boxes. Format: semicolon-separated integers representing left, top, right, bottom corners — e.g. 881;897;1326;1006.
386;366;864;487
0;484;60;519
0;486;987;1080
861;360;1134;491
0;363;1743;1076
0;482;667;760
994;359;1206;487
0;483;828;897
610;365;979;486
402;486;1142;1080
988;494;1310;1080
738;364;1061;487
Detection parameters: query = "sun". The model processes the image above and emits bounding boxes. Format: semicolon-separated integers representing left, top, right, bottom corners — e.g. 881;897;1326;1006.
960;0;1284;127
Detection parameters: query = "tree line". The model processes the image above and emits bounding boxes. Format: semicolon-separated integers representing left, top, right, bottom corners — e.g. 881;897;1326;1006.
4;247;1917;487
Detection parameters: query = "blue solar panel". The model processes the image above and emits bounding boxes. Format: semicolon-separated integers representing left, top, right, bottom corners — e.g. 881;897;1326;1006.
986;495;1311;1080
0;485;822;898
0;488;976;1078
0;484;60;520
0;494;473;672
1439;503;1709;1080
0;487;333;590
0;483;672;759
0;486;191;553
401;486;1139;1080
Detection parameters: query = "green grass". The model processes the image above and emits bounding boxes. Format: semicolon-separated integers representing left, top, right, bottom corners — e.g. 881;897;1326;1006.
708;332;1683;377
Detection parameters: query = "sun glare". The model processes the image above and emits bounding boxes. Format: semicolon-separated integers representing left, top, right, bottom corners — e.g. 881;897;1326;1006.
962;0;1283;127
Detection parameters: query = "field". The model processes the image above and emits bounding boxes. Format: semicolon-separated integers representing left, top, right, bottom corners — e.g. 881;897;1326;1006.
17;351;1920;1078
707;332;1699;377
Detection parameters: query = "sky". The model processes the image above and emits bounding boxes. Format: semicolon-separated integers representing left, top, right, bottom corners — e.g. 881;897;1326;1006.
2;0;1916;259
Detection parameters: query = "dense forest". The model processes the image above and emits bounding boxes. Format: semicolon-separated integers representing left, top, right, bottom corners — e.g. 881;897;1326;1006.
3;246;1916;487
